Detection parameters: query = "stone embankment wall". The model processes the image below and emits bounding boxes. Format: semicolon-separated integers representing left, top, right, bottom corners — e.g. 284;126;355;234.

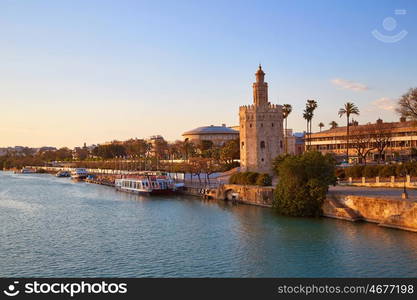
323;193;417;232
214;184;417;232
215;184;274;207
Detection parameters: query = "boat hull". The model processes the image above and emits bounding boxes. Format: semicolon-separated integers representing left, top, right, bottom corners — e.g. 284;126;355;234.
71;175;87;181
116;187;177;195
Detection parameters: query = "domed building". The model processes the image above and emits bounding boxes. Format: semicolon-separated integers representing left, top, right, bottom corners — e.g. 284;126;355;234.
182;124;239;146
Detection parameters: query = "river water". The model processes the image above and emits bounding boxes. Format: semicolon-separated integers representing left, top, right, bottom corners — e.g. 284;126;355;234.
1;171;417;277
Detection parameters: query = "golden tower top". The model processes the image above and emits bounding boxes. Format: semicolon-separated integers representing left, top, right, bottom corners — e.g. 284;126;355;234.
253;65;268;106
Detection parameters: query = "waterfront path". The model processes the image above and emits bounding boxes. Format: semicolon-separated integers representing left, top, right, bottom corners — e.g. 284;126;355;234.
330;185;417;200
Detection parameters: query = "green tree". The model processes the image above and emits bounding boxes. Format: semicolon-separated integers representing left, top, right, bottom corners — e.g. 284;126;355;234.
304;99;318;150
338;102;360;162
55;147;73;161
255;173;272;186
220;139;240;166
282;104;292;154
318;122;324;132
396;87;417;120
273;152;336;217
303;110;311;150
329;121;338;129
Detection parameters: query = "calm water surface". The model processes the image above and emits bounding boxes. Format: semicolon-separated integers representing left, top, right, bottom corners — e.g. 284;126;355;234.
1;171;417;277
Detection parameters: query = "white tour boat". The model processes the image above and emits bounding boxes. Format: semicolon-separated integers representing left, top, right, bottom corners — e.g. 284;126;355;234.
115;172;183;195
19;167;36;174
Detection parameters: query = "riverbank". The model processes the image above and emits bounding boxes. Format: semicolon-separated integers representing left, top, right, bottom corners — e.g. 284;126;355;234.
18;168;417;233
209;184;417;233
86;174;417;233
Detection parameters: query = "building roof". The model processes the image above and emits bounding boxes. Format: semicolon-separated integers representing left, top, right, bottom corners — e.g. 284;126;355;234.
310;119;417;138
182;125;239;136
293;132;305;138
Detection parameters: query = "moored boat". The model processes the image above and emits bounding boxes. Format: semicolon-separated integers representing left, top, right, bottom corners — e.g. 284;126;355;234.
115;172;180;195
18;167;36;174
71;168;88;180
56;170;71;177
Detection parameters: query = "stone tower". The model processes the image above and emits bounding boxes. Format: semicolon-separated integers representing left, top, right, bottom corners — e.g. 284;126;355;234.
239;65;284;174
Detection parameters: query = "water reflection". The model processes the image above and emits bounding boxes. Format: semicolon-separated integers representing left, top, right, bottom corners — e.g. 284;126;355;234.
1;171;417;277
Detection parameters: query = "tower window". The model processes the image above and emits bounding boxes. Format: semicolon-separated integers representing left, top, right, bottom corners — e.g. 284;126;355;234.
280;141;283;148
261;158;264;162
250;124;252;128
272;123;274;127
261;123;263;127
260;141;265;149
241;142;245;149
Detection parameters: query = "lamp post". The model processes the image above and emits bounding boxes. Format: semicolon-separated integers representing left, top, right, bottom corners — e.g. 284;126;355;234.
401;162;408;199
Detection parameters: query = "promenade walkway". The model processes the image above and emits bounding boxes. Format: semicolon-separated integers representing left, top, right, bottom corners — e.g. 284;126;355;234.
330;185;417;200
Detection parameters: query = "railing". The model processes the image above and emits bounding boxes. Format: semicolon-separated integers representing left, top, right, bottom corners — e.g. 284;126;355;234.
340;175;417;188
183;180;220;189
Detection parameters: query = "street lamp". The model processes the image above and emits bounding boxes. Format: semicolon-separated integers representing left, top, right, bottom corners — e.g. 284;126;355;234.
401;162;408;199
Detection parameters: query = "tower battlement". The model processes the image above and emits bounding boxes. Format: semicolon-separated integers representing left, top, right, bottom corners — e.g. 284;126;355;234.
239;103;282;113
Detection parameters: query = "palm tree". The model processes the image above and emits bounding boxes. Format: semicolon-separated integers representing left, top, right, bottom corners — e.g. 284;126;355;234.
305;99;318;149
282;104;292;153
318;122;324;132
329;121;338;129
303;109;312;150
338;102;360;162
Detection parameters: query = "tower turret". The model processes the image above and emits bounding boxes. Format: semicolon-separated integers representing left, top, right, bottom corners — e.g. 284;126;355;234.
252;65;268;107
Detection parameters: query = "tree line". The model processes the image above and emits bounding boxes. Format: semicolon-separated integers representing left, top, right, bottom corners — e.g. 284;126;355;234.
0;138;240;173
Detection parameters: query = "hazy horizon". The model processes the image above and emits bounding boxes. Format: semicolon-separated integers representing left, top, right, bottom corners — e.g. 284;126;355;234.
1;0;416;148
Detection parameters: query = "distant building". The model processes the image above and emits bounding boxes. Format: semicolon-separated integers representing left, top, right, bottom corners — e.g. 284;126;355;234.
294;132;305;155
239;65;284;174
182;124;239;146
285;129;305;155
0;146;51;156
309;117;417;163
147;135;165;146
36;146;57;153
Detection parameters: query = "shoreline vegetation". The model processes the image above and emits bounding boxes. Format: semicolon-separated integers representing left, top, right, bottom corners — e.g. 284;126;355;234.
272;152;336;217
0;139;240;184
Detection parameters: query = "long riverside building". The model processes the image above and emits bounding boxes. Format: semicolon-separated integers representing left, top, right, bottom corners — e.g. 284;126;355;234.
308;117;417;163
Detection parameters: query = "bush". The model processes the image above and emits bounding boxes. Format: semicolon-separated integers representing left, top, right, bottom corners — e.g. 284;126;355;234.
246;172;259;185
229;173;240;184
335;168;346;180
378;165;396;177
272;154;291;176
345;165;364;178
407;162;417;177
229;172;272;186
255;173;272;186
363;165;379;178
396;164;406;177
229;171;270;186
273;151;336;217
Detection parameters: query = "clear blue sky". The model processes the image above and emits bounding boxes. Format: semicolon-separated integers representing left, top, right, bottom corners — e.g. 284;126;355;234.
1;0;416;147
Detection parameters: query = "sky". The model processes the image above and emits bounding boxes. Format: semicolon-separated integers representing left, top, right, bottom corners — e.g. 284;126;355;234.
1;0;417;148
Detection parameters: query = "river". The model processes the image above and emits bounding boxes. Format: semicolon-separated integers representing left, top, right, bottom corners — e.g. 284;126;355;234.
1;171;417;277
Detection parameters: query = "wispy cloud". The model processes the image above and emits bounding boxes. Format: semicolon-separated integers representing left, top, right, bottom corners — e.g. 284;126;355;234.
371;97;396;112
331;78;368;91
